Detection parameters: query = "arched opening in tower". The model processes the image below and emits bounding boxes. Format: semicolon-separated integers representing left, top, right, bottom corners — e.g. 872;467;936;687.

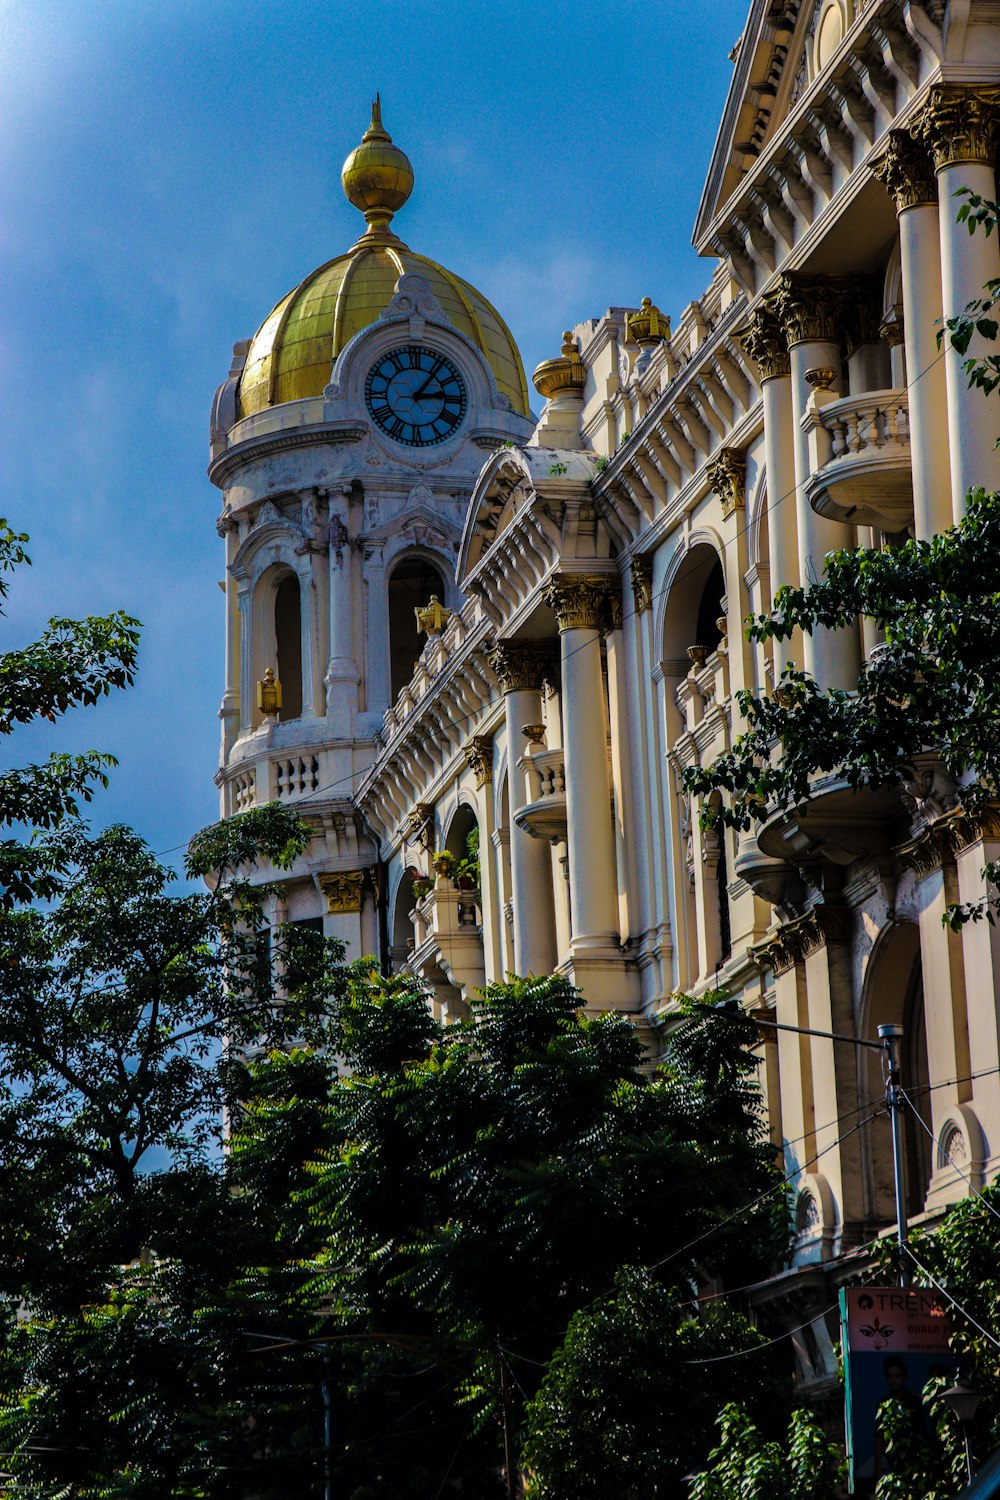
388;554;447;703
274;573;303;721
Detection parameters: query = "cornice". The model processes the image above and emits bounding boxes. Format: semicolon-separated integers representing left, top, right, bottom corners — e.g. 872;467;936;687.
208;422;367;487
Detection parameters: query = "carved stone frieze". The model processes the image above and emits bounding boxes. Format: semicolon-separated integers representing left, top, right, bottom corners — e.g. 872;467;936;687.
707;447;747;519
739;305;791;381
319;870;365;914
911;86;1000;170
542;574;611;633
765;273;850;349
606;590;625;632
844;275;883;356
871;129;938;212
462;734;494;788
630;554;653;614
487;640;555;695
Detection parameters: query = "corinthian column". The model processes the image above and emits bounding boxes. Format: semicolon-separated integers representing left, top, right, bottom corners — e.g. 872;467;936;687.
487;640;558;976
872;131;952;540
542;575;621;958
911;87;1000;514
766;274;859;690
740;305;799;601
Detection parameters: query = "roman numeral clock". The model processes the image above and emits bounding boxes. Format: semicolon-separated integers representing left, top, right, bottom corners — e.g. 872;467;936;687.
365;346;468;447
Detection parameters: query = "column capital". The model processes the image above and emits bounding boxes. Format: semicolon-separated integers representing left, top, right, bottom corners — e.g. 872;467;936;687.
319;870;365;914
910;85;1000;170
706;447;747;519
765;273;850;348
738;304;791;381
606;590;625;632
462;733;494;788
486;639;555;694
542;574;610;633
630;554;654;614
871;129;938;211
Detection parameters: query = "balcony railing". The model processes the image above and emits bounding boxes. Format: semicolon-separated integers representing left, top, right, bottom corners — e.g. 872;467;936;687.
805;388;913;531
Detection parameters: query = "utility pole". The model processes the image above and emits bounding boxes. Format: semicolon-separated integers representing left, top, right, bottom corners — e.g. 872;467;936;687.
878;1023;910;1288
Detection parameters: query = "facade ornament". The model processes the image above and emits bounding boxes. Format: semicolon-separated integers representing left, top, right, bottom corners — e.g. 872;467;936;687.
844;275;883;356
605;589;625;633
376;271;450;327
486;639;556;694
910;85;1000;170
216;508;237;538
414;595;452;636
738;304;791;381
532;330;587;400
329;515;350;566
542;574;611;633
319;870;365;914
254;499;283;529
522;723;545;744
879;308;905;348
750;903;850;975
462;734;494;788
256;667;282;718
626;296;671;347
804;366;837;391
405;483;435;510
630;554;654;614
400;802;434;850
765;273;850;348
870;129;938;211
706;447;747;518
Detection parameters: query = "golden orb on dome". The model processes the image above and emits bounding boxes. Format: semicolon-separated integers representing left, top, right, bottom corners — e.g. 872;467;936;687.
341;94;414;241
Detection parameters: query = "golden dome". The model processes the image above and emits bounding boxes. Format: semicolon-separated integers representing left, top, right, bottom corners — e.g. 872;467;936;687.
237;101;530;420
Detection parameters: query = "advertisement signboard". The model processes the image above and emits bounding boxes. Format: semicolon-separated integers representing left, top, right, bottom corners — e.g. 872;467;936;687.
840;1285;955;1493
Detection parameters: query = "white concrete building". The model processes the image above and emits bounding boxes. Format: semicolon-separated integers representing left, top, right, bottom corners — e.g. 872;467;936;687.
207;8;1000;1392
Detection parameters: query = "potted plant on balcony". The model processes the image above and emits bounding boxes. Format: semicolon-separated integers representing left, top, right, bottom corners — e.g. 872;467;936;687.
432;850;456;878
455;827;480;892
411;875;434;901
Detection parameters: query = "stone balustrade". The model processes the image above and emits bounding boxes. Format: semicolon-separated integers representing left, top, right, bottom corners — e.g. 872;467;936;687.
514;747;568;842
806;388;914;530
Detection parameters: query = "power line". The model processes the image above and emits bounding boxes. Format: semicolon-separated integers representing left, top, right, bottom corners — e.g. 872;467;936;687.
903;1243;1000;1352
901;1087;1000;1228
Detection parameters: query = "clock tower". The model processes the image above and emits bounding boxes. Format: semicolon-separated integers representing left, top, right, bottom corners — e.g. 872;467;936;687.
208;100;534;958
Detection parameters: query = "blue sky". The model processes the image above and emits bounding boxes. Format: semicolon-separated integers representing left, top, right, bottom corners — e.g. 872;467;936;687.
1;0;749;872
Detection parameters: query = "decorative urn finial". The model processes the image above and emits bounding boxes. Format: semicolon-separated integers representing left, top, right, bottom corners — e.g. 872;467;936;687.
257;666;282;717
626;297;670;347
532;330;586;400
341;94;414;243
414;594;452;636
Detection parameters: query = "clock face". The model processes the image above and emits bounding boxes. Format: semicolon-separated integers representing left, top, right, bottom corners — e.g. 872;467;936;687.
365;346;467;447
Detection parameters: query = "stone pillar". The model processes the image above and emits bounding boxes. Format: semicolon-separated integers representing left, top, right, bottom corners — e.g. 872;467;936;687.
237;578;253;730
542;575;621;956
603;587;633;944
767;274;859;690
487;641;558;976
872;131;953;539
462;734;502;983
325;486;360;725
362;541;390;718
912;87;1000;516
741;306;800;598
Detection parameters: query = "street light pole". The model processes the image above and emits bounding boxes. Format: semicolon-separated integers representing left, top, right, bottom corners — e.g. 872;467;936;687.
878;1023;910;1289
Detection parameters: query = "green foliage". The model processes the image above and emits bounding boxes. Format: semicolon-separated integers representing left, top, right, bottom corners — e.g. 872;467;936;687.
0;520;140;903
945;189;1000;396
689;1402;842;1500
523;1269;777;1500
683;488;1000;921
455;823;480;885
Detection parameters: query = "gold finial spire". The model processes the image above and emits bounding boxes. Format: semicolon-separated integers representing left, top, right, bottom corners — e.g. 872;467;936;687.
532;330;586;400
341;95;414;245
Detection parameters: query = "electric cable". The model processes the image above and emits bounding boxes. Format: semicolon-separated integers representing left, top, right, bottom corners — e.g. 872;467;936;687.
900;1086;1000;1228
902;1243;1000;1351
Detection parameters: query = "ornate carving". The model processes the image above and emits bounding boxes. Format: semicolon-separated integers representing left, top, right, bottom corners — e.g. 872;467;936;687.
405;483;435;510
631;554;653;614
765;273;850;348
256;667;282;718
911;86;1000;170
319;870;365;915
414;595;452;636
871;129;938;211
844;275;883;355
400;802;434;850
255;499;283;529
626;297;671;346
462;734;494;788
707;447;747;518
804;366;837;390
606;590;625;632
739;304;791;381
542;574;611;633
329;515;350;566
376;271;450;327
487;640;555;694
879;309;905;348
750;903;850;974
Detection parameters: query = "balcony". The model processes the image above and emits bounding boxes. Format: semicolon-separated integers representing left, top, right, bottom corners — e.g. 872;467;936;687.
513;747;567;843
805;389;913;531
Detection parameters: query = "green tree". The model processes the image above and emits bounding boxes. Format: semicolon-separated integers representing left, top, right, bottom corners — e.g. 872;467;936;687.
0;519;140;903
688;1402;842;1500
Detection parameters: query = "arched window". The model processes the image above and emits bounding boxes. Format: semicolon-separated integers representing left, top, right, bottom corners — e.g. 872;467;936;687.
695;558;726;656
388;554;447;702
274;574;303;722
